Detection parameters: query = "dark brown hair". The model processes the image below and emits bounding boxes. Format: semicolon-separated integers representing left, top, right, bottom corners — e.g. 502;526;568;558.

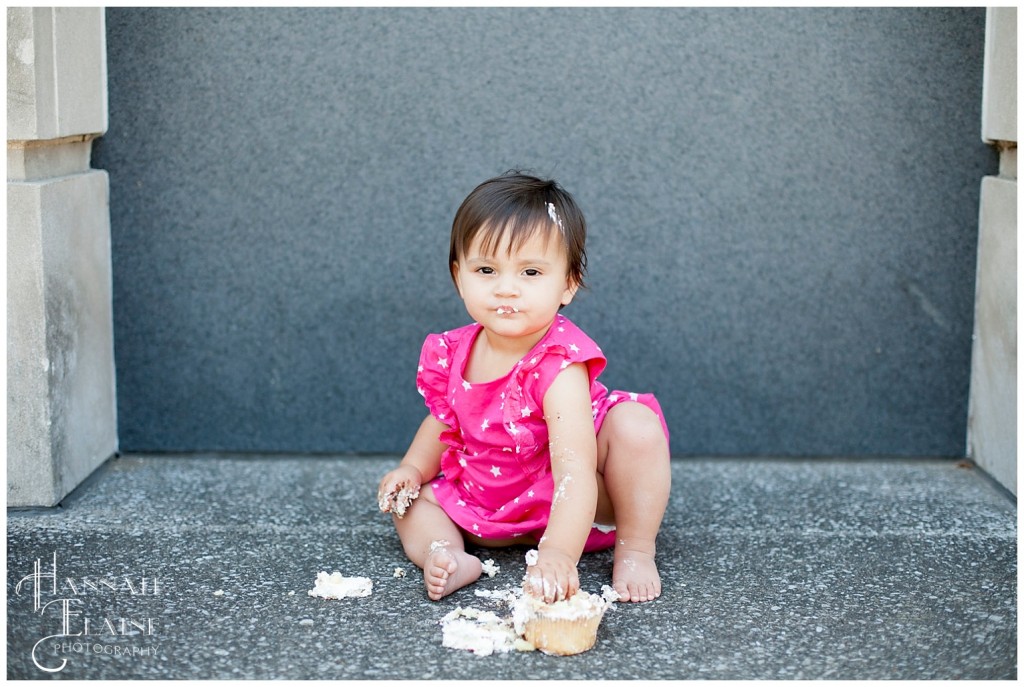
449;172;588;289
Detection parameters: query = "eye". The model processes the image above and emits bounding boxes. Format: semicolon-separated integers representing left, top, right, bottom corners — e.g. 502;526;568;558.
523;268;541;277
476;266;495;275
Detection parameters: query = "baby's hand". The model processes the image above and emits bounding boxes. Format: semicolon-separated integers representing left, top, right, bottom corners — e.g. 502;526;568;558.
524;549;579;603
377;465;422;517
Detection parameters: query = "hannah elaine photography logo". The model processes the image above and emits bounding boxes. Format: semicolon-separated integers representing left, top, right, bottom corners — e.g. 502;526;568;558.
14;551;161;673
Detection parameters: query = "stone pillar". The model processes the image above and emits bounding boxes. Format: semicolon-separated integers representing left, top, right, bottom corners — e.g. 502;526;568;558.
968;7;1016;494
7;7;117;507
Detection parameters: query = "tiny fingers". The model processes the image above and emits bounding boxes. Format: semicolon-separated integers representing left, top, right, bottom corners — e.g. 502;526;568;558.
377;482;397;513
567;572;580;599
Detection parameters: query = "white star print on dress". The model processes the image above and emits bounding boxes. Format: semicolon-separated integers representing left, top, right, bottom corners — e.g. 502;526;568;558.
490;465;501;477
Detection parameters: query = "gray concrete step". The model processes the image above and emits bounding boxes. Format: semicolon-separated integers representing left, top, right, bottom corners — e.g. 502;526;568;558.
6;454;1016;679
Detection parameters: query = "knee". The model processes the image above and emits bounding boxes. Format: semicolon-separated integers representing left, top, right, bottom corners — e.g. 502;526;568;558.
602;403;670;464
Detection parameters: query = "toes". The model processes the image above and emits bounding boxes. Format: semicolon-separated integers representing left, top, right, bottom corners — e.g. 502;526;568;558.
425;569;448;600
613;580;642;602
424;552;455;601
611;577;661;602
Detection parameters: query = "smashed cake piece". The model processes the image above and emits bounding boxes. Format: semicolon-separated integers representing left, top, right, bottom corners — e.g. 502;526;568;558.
378;483;421;518
440;606;535;656
307;571;373;600
481;559;500;578
601;584;624;603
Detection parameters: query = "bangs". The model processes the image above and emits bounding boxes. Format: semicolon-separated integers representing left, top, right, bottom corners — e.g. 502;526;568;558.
465;206;560;260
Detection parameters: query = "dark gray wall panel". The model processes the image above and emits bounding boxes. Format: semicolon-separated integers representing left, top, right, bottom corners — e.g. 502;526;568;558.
94;8;995;456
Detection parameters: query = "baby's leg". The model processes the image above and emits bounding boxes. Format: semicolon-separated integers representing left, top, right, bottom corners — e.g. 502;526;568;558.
393;483;482;600
596;403;671;602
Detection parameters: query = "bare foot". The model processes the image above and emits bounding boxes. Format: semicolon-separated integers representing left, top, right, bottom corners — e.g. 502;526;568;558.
612;549;661;603
423;542;483;601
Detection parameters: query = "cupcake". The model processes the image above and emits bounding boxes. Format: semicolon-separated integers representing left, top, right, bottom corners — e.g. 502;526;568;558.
513;588;611;656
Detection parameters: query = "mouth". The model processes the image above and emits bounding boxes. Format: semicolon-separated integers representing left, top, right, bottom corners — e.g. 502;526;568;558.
495;306;520;316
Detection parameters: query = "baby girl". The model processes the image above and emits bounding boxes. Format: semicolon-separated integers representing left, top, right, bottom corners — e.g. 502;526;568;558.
378;172;671;604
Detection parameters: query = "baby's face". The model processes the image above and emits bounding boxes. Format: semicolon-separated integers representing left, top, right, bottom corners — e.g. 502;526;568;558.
453;228;577;346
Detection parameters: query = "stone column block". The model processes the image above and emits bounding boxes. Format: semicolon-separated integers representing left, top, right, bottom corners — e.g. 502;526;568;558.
7;7;107;141
968;177;1017;495
982;7;1016;144
8;171;118;507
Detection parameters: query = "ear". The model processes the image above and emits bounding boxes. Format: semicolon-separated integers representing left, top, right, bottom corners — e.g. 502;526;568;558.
452;263;464;298
561;279;579;307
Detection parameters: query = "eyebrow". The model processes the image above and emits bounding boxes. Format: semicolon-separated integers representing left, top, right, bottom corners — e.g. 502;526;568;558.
465;255;554;265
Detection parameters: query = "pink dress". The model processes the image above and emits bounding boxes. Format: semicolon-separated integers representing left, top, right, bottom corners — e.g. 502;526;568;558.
417;314;669;552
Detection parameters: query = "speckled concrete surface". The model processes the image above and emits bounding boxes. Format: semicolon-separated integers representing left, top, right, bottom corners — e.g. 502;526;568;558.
7;455;1016;679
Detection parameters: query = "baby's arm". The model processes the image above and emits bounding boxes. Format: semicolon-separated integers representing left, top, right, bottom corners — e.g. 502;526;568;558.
528;362;599;602
378;414;448;511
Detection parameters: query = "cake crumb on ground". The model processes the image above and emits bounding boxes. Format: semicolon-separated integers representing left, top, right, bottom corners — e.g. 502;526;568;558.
307;571;373;599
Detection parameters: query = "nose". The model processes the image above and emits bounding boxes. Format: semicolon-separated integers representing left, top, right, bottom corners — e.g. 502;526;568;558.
494;274;520;298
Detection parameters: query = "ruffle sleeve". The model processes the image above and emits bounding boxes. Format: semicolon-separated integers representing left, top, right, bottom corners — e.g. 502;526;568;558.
515;316;607;407
417;332;453;421
416;328;472;449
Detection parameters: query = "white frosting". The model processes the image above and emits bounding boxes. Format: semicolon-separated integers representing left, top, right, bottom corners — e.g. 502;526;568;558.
307;571;373;599
552;474;573;505
481;559;500;578
513;588;609;624
524;549;539;567
546;202;565;233
474;587;518;603
440;605;534;656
